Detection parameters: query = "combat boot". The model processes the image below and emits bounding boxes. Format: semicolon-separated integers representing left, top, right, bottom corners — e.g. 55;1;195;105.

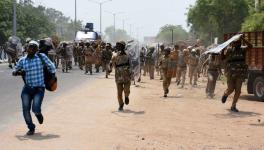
231;106;239;112
119;103;124;111
221;95;228;103
125;97;130;105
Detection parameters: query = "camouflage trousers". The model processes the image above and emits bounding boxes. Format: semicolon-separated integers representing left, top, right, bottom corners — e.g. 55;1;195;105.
85;63;93;74
62;58;71;72
78;56;85;70
163;69;172;93
189;65;198;85
147;64;155;79
116;82;131;105
102;62;110;77
206;70;219;97
176;66;187;87
224;75;244;107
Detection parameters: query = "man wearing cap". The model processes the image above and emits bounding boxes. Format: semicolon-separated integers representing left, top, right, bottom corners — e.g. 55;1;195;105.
145;47;155;80
102;43;113;78
112;41;131;111
160;48;173;97
158;44;165;80
84;42;95;75
176;46;189;88
188;49;200;86
203;53;222;98
13;41;56;135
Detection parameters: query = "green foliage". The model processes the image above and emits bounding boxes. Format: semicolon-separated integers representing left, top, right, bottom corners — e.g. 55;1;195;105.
187;0;249;44
104;26;131;43
242;13;264;32
241;0;264;32
156;25;188;44
0;0;82;45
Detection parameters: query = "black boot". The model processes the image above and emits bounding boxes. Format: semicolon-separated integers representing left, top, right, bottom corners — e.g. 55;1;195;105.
125;97;130;105
221;95;228;103
119;103;124;111
26;128;35;136
231;106;239;112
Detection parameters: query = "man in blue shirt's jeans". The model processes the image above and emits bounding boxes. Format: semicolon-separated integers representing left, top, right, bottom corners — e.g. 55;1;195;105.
13;41;56;135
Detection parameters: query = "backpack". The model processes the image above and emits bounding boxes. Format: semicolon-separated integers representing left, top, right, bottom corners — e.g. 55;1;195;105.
37;53;57;91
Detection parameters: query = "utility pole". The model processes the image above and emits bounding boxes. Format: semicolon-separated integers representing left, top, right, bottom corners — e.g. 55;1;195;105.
88;0;112;36
113;13;116;42
171;29;174;45
13;0;17;36
105;11;124;43
122;20;125;31
74;0;77;38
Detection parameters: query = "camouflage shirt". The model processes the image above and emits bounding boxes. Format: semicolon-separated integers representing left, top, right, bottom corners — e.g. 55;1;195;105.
112;52;131;83
102;49;113;63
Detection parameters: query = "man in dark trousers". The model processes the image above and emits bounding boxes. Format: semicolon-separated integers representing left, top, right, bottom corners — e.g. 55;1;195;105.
13;41;56;135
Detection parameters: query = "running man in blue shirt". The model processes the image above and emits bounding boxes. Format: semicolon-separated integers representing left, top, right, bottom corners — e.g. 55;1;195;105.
13;40;56;135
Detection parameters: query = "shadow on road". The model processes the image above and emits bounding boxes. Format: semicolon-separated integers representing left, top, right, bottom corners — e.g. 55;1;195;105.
249;122;264;127
16;132;60;141
213;109;262;119
111;109;145;117
239;95;264;103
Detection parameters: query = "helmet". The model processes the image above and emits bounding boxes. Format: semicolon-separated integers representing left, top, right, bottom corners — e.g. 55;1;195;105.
191;49;196;53
29;40;39;48
164;48;171;53
119;41;126;47
26;38;32;43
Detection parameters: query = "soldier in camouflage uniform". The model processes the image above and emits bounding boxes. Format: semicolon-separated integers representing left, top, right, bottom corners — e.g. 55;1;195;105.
222;37;252;112
158;45;165;80
73;42;79;66
176;47;189;88
93;43;102;73
170;45;179;79
58;42;72;73
102;43;113;78
203;53;221;98
188;49;200;86
77;42;85;70
112;41;131;111
145;47;155;80
139;47;146;82
84;42;95;75
160;48;173;97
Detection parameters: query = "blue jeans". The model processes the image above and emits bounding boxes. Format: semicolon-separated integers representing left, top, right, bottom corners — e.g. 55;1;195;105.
21;85;45;130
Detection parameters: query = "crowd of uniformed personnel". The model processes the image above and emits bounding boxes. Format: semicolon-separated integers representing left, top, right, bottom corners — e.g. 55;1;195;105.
4;35;252;112
140;36;252;112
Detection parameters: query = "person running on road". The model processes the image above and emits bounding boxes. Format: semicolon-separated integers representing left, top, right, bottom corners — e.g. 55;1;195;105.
13;41;56;135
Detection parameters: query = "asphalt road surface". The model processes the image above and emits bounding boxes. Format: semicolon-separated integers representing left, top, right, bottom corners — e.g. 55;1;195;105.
0;63;102;131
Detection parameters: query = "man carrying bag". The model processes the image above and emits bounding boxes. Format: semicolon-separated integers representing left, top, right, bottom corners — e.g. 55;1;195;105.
13;40;56;135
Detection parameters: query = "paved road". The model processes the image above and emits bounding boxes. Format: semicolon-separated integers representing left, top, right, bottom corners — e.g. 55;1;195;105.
0;63;102;131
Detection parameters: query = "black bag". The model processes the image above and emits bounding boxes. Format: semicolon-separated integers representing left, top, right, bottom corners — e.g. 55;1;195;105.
37;53;57;91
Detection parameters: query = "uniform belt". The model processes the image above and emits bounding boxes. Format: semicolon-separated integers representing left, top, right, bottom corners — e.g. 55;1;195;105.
116;63;129;68
208;69;218;71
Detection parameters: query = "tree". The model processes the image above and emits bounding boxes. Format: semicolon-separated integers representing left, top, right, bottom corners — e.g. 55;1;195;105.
242;0;264;32
0;0;13;45
187;0;249;44
156;25;188;44
104;26;131;43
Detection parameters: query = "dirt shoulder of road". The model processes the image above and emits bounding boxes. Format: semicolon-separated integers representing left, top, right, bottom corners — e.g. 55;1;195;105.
0;74;263;150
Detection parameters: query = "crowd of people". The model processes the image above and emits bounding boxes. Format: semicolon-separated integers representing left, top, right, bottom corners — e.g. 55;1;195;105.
140;37;252;113
3;34;251;135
